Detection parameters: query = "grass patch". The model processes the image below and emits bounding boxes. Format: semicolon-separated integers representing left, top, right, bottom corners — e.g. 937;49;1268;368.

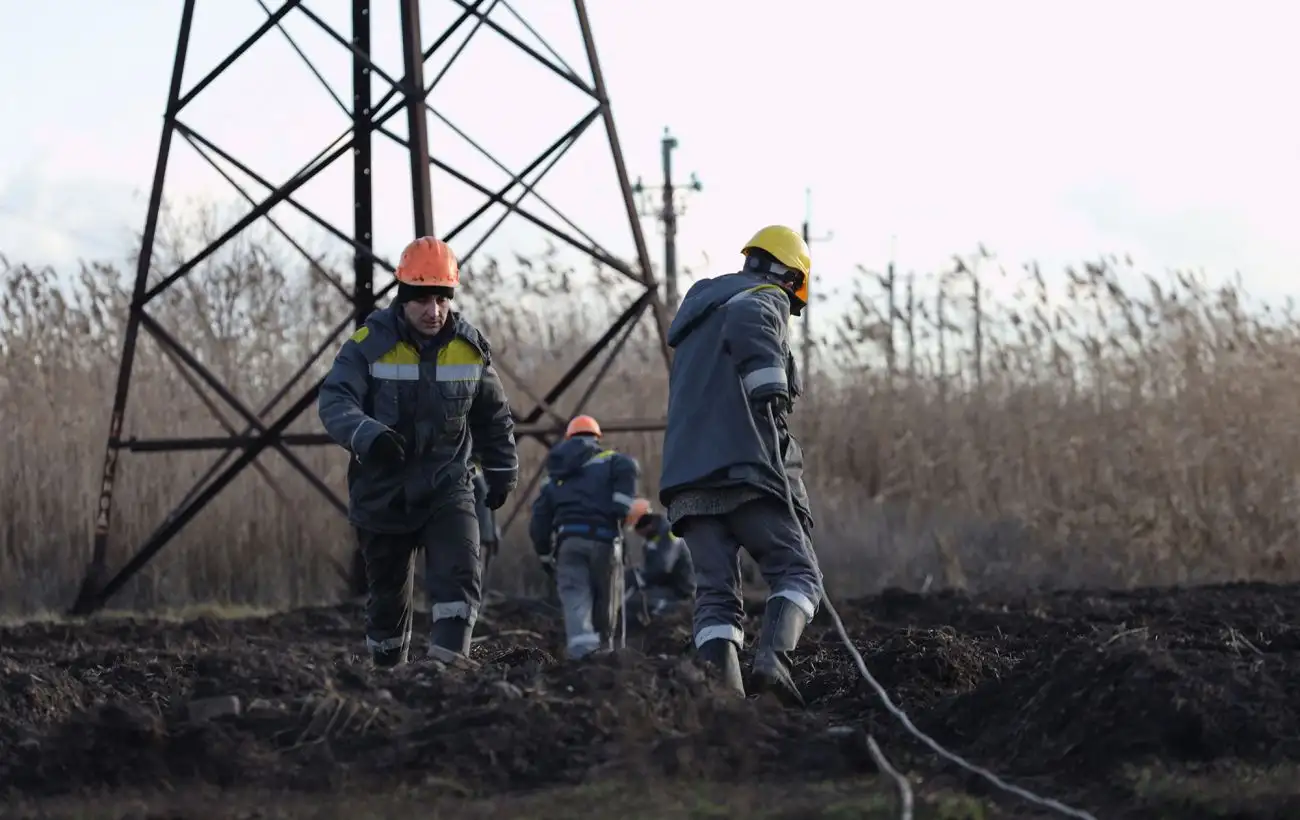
1122;760;1300;818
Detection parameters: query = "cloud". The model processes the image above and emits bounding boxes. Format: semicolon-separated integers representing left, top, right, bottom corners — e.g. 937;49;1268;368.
0;162;143;269
1062;180;1300;300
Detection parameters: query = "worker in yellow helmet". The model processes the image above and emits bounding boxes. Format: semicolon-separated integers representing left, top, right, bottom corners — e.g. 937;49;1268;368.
529;414;641;659
318;236;519;669
658;225;820;706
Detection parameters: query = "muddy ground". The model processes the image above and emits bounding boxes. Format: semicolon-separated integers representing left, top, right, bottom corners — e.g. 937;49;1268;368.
1;582;1298;819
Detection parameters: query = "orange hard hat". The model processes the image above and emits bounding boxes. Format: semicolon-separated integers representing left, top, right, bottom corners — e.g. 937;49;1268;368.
395;236;460;288
626;498;652;527
565;415;601;439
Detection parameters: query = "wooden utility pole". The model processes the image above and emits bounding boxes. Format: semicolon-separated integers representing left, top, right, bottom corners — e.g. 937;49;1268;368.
801;188;833;396
633;127;701;313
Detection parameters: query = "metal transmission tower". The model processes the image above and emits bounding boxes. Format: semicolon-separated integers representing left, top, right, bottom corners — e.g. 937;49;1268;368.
633;127;701;314
70;0;670;615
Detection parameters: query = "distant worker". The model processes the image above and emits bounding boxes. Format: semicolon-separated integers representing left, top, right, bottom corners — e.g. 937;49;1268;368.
318;236;518;669
530;415;640;659
623;498;696;624
658;225;821;707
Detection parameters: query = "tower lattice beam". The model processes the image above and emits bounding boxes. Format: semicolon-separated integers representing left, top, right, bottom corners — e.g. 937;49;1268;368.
70;0;670;615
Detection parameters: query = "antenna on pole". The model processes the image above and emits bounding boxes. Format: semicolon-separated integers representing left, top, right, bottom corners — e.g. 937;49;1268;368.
633;127;702;314
801;187;833;397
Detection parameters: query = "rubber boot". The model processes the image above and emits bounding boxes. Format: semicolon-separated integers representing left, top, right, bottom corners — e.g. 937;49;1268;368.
750;597;808;708
696;638;745;696
371;644;408;669
428;617;479;669
369;624;412;668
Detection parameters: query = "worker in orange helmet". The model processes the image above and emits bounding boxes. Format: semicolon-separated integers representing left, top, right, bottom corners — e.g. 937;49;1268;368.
659;225;821;706
529;414;640;658
622;498;696;627
318;236;519;669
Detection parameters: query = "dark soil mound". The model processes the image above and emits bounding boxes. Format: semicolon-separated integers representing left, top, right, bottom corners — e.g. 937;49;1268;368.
2;581;1298;819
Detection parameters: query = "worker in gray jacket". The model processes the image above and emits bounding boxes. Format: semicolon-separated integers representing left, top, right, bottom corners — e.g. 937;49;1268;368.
530;415;640;659
658;224;821;707
623;498;695;623
318;236;518;669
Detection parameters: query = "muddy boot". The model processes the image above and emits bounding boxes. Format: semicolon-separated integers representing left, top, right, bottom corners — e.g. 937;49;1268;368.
696;638;745;696
371;644;408;669
749;598;807;708
428;617;480;669
369;630;411;668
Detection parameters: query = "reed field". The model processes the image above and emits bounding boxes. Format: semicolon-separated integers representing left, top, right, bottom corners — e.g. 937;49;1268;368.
3;210;1299;616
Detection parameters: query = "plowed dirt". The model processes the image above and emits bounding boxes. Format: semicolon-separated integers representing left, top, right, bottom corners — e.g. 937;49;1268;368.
2;582;1299;818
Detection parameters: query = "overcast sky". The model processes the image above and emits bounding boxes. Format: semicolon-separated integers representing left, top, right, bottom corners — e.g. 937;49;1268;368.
2;0;1298;310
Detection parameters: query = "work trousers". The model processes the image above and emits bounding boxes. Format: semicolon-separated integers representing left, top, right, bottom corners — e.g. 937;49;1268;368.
555;535;622;659
356;492;481;663
678;496;821;649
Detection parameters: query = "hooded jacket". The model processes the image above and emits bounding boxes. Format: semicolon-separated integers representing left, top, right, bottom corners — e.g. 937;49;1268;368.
657;270;812;527
317;304;518;534
529;435;640;553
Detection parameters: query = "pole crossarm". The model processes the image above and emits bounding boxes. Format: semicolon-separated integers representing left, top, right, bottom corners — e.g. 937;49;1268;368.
71;0;666;615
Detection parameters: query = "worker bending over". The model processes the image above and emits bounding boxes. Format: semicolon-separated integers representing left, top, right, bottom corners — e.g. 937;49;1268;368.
318;237;518;668
530;415;640;659
658;225;822;707
623;498;696;624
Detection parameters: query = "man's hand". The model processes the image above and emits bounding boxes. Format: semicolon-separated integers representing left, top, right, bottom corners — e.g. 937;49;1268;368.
485;488;509;510
368;428;407;467
534;538;555;575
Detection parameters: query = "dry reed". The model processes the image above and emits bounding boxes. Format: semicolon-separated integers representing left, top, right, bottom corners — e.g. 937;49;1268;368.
3;212;1299;616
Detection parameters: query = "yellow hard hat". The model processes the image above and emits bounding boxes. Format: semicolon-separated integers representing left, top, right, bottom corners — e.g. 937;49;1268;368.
741;225;811;305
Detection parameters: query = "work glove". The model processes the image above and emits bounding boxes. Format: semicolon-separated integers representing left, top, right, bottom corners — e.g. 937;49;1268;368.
532;538;553;559
367;428;407;468
484;488;510;510
533;537;556;573
752;390;792;425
